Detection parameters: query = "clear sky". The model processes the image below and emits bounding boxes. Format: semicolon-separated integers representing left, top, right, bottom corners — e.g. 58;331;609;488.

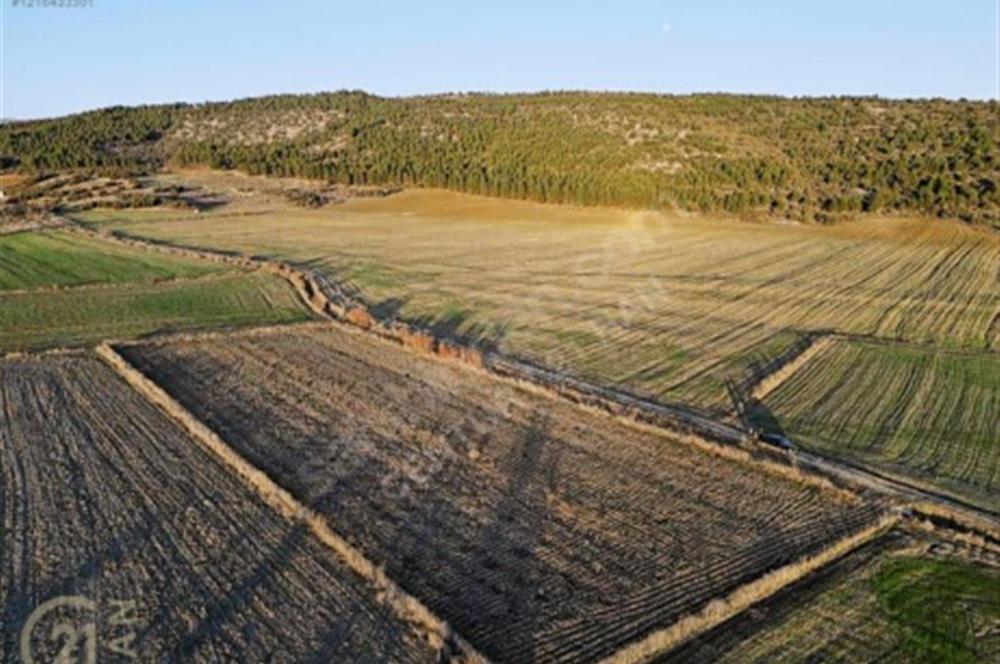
3;0;998;119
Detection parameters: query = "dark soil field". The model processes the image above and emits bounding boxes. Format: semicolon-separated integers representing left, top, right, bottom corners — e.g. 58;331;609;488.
0;352;438;663
119;323;884;663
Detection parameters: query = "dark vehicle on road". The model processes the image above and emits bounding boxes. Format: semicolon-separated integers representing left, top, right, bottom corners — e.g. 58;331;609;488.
759;432;796;451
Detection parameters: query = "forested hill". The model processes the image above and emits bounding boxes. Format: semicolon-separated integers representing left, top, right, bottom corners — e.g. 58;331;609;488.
2;91;998;226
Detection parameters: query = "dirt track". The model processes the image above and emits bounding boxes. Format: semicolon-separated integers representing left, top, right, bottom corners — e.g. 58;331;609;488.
120;325;884;663
0;352;438;662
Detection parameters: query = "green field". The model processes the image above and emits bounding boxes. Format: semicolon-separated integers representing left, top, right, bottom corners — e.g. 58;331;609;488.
752;340;1000;510
1;272;311;352
0;229;313;352
671;538;1000;663
0;230;224;290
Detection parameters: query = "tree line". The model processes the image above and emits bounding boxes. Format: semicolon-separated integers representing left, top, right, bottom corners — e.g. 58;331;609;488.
2;91;997;226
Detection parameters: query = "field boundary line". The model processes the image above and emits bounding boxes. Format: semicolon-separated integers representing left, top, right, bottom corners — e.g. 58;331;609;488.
109;319;332;348
909;510;1000;556
597;514;899;664
3;346;91;360
0;217;71;235
834;331;999;357
793;450;1000;539
95;342;488;664
747;333;837;402
483;356;859;501
0;270;245;296
61;219;337;320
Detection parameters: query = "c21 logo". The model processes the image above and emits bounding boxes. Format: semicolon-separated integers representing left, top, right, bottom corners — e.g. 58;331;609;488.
19;595;139;663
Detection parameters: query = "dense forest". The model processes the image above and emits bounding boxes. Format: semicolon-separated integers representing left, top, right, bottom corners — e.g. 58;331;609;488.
2;91;998;226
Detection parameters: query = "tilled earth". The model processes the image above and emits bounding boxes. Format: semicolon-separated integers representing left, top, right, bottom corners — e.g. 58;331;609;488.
121;324;884;663
1;352;437;663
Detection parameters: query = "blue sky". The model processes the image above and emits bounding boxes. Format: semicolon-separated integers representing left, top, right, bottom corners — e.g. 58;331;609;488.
3;0;998;119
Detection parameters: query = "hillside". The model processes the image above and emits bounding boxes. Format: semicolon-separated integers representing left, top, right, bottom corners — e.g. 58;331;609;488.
2;91;998;226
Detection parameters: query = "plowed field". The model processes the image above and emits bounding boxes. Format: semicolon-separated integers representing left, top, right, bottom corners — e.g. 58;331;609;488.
120;324;883;663
1;353;438;662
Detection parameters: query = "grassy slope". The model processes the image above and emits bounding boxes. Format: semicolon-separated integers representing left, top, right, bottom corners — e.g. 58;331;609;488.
753;340;1000;510
0;230;224;290
1;272;311;352
873;556;1000;663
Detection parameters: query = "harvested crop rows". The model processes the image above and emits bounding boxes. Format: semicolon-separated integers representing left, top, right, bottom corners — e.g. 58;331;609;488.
92;186;1000;416
120;324;884;663
752;339;1000;511
0;353;439;662
664;529;1000;663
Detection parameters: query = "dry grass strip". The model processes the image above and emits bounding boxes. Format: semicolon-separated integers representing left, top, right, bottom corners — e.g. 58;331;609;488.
95;342;488;664
598;513;899;664
911;501;1000;545
750;334;838;401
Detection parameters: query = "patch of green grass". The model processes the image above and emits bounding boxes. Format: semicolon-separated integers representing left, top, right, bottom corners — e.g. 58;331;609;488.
342;261;419;292
1;273;312;352
680;542;1000;664
549;327;605;348
873;556;1000;663
0;231;225;290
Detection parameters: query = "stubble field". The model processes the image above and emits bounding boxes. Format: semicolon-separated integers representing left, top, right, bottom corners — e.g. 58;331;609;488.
79;182;1000;420
4;169;996;661
118;323;883;663
751;339;1000;511
77;176;998;521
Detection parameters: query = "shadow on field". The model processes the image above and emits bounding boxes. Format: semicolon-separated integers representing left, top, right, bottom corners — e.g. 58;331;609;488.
742;332;818;389
368;295;409;319
163;523;401;662
744;398;787;438
370;295;509;352
364;409;566;662
414;311;508;353
171;525;303;660
2;515;394;661
450;411;563;662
